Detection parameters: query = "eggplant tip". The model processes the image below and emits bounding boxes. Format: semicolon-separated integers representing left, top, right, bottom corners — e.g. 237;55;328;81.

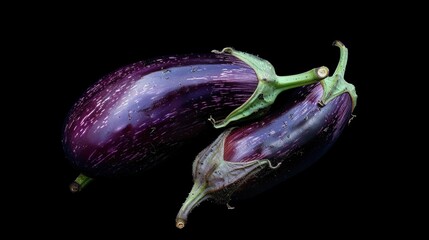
69;182;80;193
176;219;186;229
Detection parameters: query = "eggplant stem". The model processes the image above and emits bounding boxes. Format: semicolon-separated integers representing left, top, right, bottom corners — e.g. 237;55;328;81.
69;174;93;193
320;41;358;111
175;182;209;229
211;47;329;129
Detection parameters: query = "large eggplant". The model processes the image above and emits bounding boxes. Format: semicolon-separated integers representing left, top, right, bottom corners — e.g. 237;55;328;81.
176;41;357;228
62;47;328;190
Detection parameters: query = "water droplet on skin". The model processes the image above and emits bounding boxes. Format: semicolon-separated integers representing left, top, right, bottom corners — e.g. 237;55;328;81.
191;67;201;72
150;127;156;135
282;121;288;128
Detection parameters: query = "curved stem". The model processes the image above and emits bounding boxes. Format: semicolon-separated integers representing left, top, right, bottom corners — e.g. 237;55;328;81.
175;182;209;229
69;174;93;193
320;40;357;111
332;40;347;77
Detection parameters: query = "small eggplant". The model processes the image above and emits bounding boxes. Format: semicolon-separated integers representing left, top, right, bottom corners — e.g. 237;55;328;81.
63;47;328;191
176;41;357;228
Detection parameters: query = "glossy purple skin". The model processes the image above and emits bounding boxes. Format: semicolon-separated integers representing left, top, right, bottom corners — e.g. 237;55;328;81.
224;83;352;194
63;53;258;177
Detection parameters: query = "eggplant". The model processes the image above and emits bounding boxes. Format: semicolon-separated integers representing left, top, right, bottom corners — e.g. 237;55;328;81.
176;41;357;228
63;47;328;191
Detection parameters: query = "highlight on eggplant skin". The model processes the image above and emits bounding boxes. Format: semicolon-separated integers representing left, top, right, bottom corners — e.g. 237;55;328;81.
175;41;357;228
62;48;328;186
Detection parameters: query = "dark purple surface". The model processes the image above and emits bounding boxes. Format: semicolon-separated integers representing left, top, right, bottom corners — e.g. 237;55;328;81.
63;53;258;177
224;83;353;196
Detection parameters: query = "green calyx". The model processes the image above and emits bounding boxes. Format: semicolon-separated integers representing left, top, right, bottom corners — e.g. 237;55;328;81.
320;41;357;111
69;173;93;193
210;48;329;128
175;129;280;229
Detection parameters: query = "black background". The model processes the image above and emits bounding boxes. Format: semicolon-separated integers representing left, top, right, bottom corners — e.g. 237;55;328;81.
9;4;403;238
